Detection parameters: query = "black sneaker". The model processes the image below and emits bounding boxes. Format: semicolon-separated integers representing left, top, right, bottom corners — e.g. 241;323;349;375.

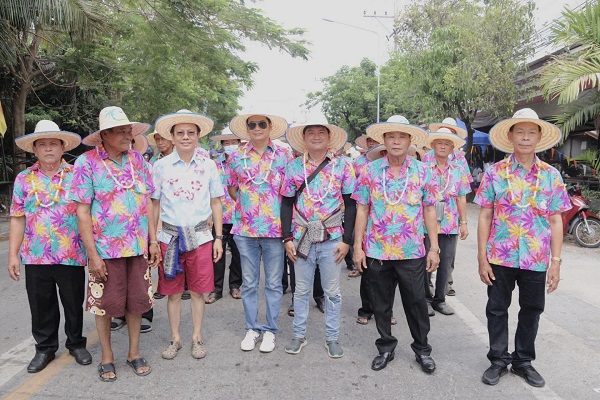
482;364;508;385
511;365;545;387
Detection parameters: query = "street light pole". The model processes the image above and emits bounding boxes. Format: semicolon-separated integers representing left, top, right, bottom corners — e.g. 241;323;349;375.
323;18;381;122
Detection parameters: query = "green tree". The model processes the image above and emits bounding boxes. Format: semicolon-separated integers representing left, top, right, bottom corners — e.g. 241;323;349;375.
539;1;600;149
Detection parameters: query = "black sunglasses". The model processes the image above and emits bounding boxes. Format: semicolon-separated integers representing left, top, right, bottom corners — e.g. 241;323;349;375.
247;121;269;130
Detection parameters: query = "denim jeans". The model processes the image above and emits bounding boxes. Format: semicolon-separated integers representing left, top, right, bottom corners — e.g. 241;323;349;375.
234;235;284;333
424;234;458;304
486;264;546;367
292;238;343;342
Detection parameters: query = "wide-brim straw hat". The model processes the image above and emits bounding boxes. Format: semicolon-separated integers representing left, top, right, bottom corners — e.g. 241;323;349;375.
16;120;81;153
229;113;288;140
342;142;352;153
147;129;172;146
428;117;468;139
489;108;562;153
131;133;149;154
355;134;379;150
366;115;427;146
209;127;240;142
155;109;214;140
285;122;348;154
426;127;466;148
366;144;387;162
83;106;151;147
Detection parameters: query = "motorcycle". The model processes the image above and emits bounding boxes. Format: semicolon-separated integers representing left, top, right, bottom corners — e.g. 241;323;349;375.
562;184;600;248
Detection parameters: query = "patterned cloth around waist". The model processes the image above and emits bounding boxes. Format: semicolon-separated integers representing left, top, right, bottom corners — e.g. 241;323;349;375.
295;208;343;259
162;220;209;279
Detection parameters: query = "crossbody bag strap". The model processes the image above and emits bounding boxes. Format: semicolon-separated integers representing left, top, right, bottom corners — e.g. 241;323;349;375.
295;157;330;204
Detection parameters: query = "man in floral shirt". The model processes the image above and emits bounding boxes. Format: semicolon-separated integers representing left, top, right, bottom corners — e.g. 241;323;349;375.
227;113;291;353
8;120;90;373
147;129;174;164
71;106;160;382
476;108;571;387
353;115;440;373
280;121;355;358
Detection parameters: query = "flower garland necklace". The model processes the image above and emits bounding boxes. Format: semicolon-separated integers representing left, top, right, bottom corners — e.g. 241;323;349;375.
97;147;137;189
34;166;67;208
382;166;409;205
504;164;540;209
302;153;334;204
242;146;274;185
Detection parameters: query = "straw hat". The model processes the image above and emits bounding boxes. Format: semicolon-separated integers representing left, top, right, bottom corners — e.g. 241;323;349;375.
366;115;427;146
285;121;348;154
355;135;379;150
229;113;288;140
366;144;387;162
342;142;352;153
428;117;467;139
83;106;151;147
489;108;562;153
155;109;214;140
146;129;172;146
16;120;81;153
131;133;149;154
426;127;466;148
209;127;240;143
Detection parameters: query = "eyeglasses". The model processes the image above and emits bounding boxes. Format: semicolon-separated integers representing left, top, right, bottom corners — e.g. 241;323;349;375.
247;121;269;130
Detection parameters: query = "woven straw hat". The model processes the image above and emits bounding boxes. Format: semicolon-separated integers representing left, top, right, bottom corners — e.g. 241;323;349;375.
209;127;240;143
155;109;214;140
147;129;172;146
366;115;427;146
229;113;288;140
131;133;149;154
426;127;466;148
355;134;379;150
16;120;81;153
285;121;348;154
83;106;150;147
366;144;387;162
428;117;468;139
489;108;562;153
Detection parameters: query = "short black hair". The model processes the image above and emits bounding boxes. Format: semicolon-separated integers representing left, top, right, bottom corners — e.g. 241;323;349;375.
33;138;65;147
246;116;272;125
302;125;330;135
170;124;201;134
509;123;541;133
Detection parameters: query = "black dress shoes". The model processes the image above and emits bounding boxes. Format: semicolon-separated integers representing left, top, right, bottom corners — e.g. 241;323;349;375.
27;352;55;373
415;355;436;373
511;365;545;387
69;348;92;365
371;352;395;371
482;364;508;385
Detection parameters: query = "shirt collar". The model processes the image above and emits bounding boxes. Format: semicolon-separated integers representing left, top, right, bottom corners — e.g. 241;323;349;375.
96;144;129;161
171;148;207;166
245;140;275;153
508;154;541;173
381;155;413;170
30;159;71;174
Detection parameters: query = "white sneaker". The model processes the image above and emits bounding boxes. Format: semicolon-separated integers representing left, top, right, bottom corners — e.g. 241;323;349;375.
259;331;276;353
241;330;261;351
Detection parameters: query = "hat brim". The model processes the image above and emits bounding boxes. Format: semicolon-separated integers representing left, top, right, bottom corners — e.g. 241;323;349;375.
155;112;214;140
147;131;173;146
16;131;82;153
366;145;387;162
209;134;241;142
428;122;467;139
426;133;466;149
131;134;149;154
229;114;288;140
366;122;427;146
285;124;348;154
354;135;379;150
83;122;151;147
489;118;562;153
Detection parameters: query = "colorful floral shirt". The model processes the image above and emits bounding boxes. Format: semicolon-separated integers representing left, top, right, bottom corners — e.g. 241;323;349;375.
424;160;472;234
353;153;370;178
352;156;440;260
214;153;236;225
11;161;86;266
281;153;356;241
226;140;292;237
152;148;224;246
422;150;473;183
474;154;571;271
70;146;154;259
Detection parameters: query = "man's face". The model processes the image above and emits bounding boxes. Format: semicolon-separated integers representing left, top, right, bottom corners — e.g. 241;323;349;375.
154;133;173;153
431;139;454;159
366;137;378;150
508;122;541;156
383;131;411;158
222;138;240;147
172;123;199;152
303;125;330;154
102;125;133;153
246;115;272;142
32;138;64;165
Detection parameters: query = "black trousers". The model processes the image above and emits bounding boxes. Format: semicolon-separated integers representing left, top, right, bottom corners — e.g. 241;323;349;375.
424;234;458;305
25;264;87;354
213;223;242;294
368;257;431;355
487;264;546;367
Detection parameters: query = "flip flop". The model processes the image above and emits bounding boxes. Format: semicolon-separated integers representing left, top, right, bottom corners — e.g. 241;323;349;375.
356;317;370;325
205;292;222;304
230;288;242;299
98;363;117;382
347;269;360;278
126;357;152;376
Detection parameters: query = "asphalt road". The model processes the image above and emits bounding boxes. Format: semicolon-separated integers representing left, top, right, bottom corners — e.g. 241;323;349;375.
0;204;599;400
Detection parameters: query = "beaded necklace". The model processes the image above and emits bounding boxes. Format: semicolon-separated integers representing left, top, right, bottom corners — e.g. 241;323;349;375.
504;164;540;209
242;145;274;185
302;153;334;204
97;147;137;189
34;167;66;208
382;166;409;205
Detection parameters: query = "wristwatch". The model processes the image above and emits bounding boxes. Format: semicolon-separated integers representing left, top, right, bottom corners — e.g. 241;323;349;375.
215;235;225;240
429;248;440;254
551;256;562;264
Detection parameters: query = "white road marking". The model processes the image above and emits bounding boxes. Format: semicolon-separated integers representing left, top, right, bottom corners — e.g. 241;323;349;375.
0;337;35;388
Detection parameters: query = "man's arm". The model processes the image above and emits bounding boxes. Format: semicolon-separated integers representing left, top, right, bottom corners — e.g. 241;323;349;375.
228;186;238;201
353;203;369;272
423;205;440;272
547;213;563;294
210;196;223;262
7;217;25;281
457;195;469;239
76;202;107;281
280;195;297;263
477;207;495;285
147;196;160;267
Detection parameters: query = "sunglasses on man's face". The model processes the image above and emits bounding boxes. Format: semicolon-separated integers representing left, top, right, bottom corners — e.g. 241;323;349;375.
247;121;269;130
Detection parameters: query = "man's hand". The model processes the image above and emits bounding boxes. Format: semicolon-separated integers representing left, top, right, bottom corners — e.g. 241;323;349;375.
426;251;439;273
89;254;108;281
547;261;560;294
7;255;21;281
459;224;469;240
333;242;350;264
285;241;297;263
478;256;495;286
148;243;161;268
353;246;367;273
213;239;223;262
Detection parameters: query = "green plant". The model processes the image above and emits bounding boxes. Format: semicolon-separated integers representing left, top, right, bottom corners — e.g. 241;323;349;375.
575;149;600;171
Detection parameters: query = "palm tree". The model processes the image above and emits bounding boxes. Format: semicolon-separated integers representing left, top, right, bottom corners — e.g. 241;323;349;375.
539;1;600;149
0;0;104;156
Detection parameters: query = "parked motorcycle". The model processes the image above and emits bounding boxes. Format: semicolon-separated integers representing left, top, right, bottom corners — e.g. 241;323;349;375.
562;184;600;248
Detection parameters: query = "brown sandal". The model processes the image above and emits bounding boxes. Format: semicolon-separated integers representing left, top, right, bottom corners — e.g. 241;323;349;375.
230;288;242;299
348;269;360;278
205;292;222;304
356;317;370;325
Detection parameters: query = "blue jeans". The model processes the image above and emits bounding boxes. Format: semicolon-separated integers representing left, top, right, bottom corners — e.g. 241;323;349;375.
292;238;343;342
234;235;284;333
